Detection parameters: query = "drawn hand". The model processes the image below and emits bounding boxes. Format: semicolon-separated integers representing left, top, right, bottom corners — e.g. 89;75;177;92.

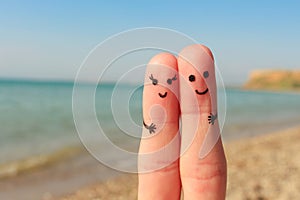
143;120;156;134
148;123;156;134
208;113;218;125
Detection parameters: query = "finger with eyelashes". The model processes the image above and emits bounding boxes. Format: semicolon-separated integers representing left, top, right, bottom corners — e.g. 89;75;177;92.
138;53;181;200
178;45;227;200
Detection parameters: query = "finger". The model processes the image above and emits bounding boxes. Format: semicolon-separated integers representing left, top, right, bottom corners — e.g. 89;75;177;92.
178;44;227;200
138;53;181;200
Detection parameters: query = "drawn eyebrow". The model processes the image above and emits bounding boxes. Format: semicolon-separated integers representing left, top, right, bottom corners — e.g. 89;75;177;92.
149;74;155;80
167;74;177;85
149;74;158;85
171;74;177;81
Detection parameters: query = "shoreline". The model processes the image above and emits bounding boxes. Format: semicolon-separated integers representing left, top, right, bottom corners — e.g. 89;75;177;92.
60;125;300;200
0;145;84;179
1;126;299;199
1;118;298;180
0;147;123;200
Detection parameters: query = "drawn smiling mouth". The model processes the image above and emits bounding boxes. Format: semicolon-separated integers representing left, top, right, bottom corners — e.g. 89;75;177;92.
195;88;209;95
158;92;167;98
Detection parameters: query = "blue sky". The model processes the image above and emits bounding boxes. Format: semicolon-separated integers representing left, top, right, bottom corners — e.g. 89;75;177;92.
0;0;299;85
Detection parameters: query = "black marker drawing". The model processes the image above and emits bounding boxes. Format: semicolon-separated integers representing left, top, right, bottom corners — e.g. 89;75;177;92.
208;113;218;125
158;92;167;98
167;74;177;85
203;71;209;78
189;74;195;82
188;74;209;95
195;88;209;95
143;120;156;134
149;74;158;85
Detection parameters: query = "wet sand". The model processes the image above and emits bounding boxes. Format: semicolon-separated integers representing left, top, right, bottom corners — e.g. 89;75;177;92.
0;149;123;200
1;126;299;200
59;126;300;200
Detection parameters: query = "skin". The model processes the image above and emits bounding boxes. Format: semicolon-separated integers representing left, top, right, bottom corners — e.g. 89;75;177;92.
178;44;227;200
138;46;227;199
138;53;181;200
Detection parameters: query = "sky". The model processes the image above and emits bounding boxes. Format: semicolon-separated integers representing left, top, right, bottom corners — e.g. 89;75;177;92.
0;0;299;85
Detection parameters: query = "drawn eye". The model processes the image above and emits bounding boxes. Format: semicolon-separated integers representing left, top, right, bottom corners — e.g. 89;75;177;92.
167;74;177;85
189;74;195;82
149;74;158;85
203;71;209;78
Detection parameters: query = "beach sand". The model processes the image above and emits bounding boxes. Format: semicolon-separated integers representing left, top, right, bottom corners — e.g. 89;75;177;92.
1;126;299;200
59;126;300;200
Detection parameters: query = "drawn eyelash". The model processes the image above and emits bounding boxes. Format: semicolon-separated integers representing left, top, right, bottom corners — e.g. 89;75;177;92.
149;74;158;85
167;74;177;85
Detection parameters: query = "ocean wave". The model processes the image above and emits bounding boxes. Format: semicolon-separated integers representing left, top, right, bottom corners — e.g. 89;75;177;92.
0;145;84;179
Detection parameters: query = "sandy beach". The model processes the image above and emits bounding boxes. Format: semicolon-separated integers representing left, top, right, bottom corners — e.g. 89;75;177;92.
1;126;299;200
57;126;300;200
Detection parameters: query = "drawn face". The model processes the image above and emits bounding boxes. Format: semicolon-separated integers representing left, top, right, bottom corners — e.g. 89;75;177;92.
187;71;210;95
178;44;217;119
177;59;213;115
143;61;179;127
149;73;177;98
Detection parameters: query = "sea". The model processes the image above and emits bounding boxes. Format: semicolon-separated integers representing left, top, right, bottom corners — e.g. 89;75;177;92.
1;79;300;169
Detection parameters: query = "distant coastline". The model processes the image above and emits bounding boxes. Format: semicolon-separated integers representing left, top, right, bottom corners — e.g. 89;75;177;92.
244;69;300;92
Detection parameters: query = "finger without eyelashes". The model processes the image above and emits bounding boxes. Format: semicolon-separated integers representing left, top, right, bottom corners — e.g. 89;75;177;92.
178;44;226;200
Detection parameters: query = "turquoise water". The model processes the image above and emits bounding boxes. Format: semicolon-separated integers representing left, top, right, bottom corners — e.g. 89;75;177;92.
1;79;300;165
